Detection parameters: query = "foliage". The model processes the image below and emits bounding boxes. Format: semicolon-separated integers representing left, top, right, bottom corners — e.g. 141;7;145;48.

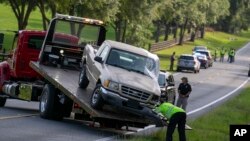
0;0;37;30
0;0;249;47
217;0;250;33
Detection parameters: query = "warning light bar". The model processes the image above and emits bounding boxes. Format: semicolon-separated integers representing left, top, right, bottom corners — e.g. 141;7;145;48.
56;13;104;25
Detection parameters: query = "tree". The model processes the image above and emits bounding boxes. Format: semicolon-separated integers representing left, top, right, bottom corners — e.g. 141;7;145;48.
153;0;173;42
0;0;37;30
37;0;50;30
217;0;250;33
111;0;162;46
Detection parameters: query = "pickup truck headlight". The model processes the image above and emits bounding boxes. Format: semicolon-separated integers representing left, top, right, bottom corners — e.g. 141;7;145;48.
104;80;119;91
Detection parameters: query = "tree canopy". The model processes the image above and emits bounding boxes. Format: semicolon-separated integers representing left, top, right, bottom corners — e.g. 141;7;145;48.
1;0;249;46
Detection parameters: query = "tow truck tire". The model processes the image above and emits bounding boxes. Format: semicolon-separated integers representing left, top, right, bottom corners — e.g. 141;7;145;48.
91;84;104;110
0;97;7;107
79;65;89;89
63;96;73;117
40;84;63;120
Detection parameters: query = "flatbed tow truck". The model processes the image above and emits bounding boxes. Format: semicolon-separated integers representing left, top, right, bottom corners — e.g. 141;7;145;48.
30;14;162;129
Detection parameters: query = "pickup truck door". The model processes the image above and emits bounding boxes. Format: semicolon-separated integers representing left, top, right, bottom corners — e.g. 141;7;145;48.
91;45;110;82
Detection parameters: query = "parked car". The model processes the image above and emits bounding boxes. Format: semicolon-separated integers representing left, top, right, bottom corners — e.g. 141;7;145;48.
192;46;207;53
158;71;176;104
177;54;200;73
194;53;209;69
195;49;213;67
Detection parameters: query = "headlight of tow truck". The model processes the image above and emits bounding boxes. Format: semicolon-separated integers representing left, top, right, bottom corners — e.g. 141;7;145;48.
103;80;119;91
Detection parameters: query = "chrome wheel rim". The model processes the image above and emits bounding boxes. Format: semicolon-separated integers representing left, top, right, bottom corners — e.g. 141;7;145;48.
92;88;100;104
79;70;84;83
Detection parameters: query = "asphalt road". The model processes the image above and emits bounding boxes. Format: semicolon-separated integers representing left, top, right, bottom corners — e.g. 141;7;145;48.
0;42;250;141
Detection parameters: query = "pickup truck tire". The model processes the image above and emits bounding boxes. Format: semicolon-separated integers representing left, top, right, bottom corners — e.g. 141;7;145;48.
40;84;63;120
90;84;104;110
0;97;7;107
79;65;89;89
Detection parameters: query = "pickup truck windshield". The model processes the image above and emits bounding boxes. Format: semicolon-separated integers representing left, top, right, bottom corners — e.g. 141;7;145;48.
106;49;158;78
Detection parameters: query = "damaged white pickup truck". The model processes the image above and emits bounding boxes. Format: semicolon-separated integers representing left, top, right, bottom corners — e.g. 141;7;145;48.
79;40;161;116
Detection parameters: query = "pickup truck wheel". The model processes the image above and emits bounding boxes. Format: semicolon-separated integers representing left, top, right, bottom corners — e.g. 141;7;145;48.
91;85;104;110
79;65;89;89
40;84;63;120
0;97;7;107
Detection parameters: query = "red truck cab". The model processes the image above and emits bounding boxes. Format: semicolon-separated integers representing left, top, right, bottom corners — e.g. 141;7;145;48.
11;30;46;79
0;30;81;107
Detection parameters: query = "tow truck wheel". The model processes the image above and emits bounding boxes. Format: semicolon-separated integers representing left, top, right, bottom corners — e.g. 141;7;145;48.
0;97;7;107
40;84;63;120
91;84;104;109
79;65;89;89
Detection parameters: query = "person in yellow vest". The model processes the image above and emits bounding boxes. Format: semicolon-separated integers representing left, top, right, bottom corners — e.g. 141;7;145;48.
155;102;187;141
229;48;235;63
220;48;225;62
232;49;235;62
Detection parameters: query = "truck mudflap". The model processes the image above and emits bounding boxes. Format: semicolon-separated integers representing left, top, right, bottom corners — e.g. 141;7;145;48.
30;61;163;126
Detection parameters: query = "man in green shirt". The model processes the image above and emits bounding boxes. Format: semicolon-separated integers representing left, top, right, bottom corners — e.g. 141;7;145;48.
155;102;186;141
220;48;225;62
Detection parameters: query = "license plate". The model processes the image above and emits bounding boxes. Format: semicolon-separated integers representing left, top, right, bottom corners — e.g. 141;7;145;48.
126;100;140;109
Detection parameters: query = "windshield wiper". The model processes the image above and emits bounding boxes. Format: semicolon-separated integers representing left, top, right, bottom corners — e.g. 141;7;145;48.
108;63;131;71
130;69;145;75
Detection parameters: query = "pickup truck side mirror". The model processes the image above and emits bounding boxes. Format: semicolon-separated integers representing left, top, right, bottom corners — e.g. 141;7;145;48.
94;56;103;64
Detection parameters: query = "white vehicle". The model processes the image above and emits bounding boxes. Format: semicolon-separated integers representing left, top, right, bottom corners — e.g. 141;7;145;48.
194;53;209;69
195;49;213;67
158;71;176;104
177;54;200;73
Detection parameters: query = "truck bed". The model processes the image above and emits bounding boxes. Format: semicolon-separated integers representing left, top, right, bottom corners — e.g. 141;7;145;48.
30;61;152;125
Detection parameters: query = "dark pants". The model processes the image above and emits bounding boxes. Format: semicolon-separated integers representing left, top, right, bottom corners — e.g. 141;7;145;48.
170;61;174;71
229;55;233;63
166;112;186;141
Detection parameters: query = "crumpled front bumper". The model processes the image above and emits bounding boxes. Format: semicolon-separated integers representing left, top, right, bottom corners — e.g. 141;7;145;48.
100;87;164;127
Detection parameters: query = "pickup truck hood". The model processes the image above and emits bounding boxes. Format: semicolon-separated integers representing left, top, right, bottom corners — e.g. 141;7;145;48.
104;65;161;96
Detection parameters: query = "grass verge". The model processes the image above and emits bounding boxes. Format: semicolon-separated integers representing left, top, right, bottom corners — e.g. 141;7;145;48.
156;31;250;70
128;85;250;141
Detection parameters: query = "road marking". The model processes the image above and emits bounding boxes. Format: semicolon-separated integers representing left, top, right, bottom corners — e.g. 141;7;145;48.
187;78;249;115
95;44;250;141
0;114;39;120
95;78;249;141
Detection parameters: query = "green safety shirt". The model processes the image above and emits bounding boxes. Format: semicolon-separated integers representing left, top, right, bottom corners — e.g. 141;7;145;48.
220;50;225;55
156;103;185;119
230;50;235;56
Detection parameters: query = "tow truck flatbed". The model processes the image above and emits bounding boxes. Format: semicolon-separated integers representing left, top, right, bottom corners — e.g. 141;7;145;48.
30;61;152;125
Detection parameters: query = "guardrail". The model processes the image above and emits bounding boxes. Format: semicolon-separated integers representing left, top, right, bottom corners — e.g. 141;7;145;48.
150;32;201;52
